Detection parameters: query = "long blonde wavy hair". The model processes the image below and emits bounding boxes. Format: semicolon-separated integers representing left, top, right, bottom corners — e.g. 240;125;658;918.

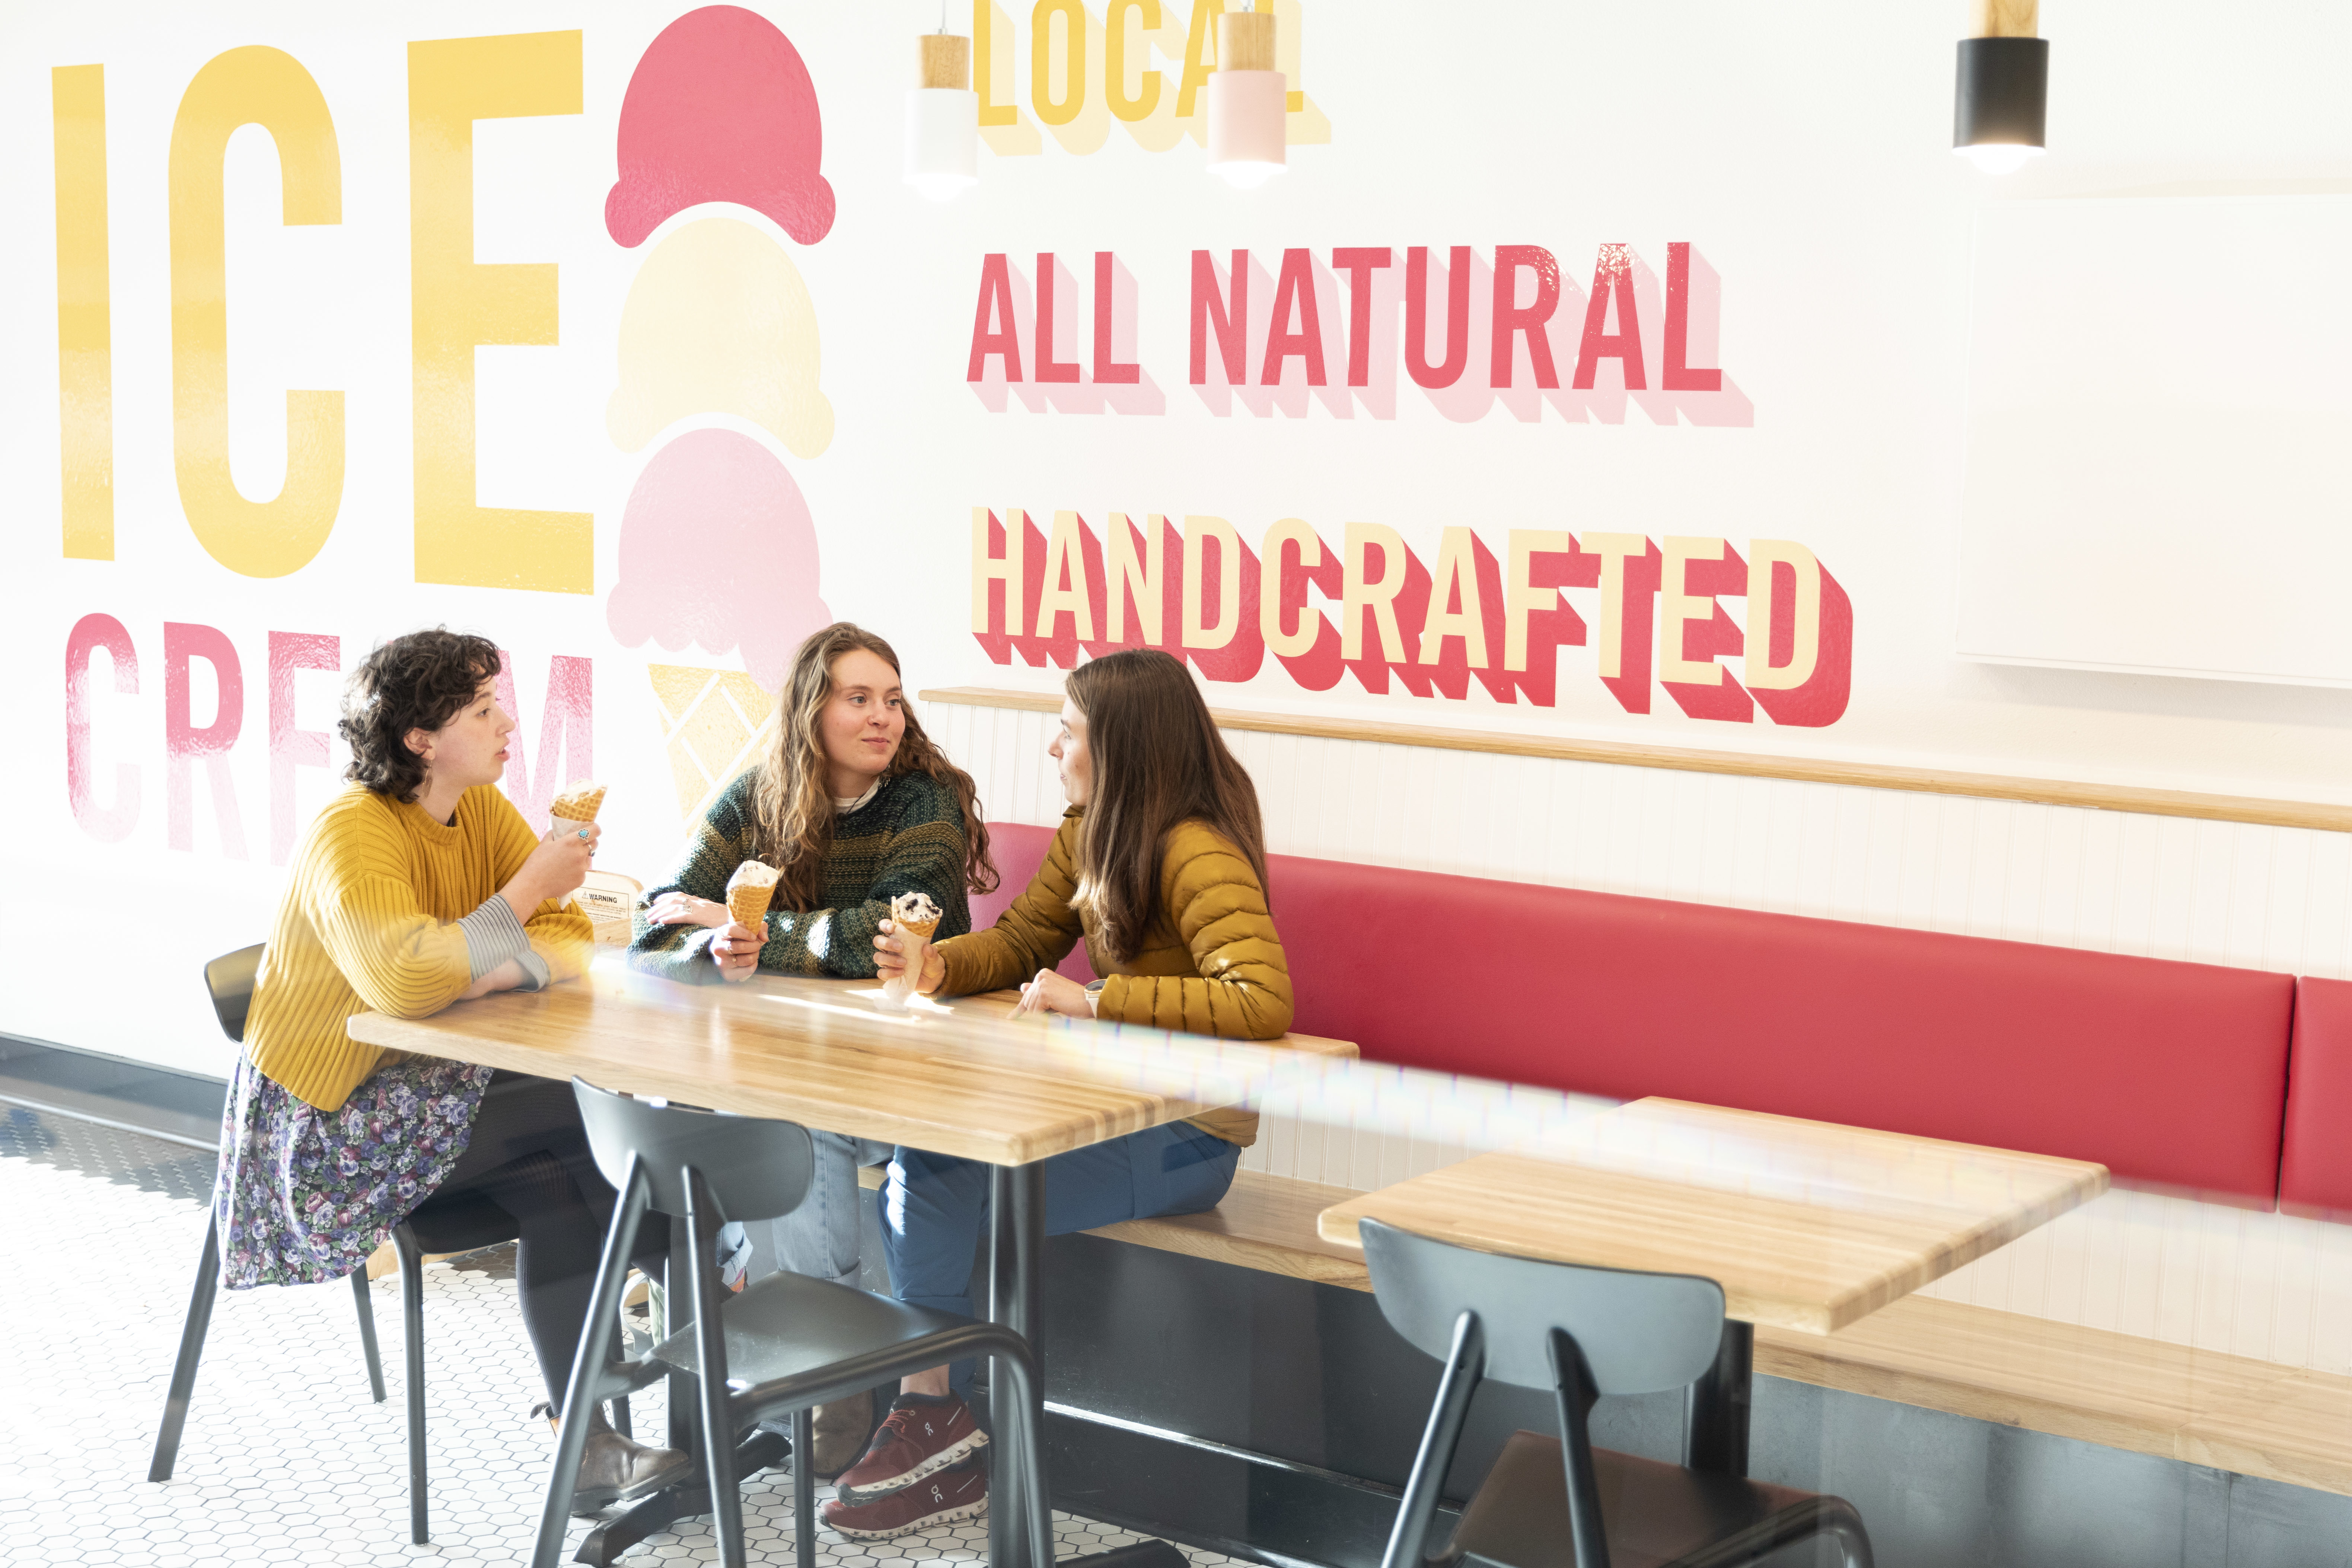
746;623;997;911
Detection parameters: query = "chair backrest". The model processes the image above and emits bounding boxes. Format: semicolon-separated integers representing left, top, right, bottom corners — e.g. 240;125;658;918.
572;1077;816;1224
204;944;266;1044
1360;1218;1725;1396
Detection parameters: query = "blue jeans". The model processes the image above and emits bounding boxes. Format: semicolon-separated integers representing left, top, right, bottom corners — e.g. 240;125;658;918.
882;1122;1241;1392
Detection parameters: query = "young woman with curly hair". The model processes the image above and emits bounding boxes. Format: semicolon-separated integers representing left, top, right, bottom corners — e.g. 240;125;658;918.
629;620;995;1472
829;647;1292;1539
213;628;686;1513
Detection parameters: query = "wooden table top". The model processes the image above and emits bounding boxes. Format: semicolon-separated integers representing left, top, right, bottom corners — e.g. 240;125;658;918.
347;959;1355;1167
1316;1098;2110;1335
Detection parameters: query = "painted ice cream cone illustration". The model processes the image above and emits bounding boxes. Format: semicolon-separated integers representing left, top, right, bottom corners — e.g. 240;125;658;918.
647;664;781;820
880;891;943;1011
609;431;834;822
600;16;837;828
725;861;782;932
548;781;606;834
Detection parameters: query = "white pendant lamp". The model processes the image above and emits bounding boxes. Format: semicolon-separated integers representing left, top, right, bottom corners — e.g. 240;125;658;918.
1954;0;2048;175
1205;4;1286;189
905;31;978;201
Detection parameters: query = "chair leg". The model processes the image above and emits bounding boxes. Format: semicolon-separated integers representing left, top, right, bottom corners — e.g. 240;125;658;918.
350;1268;387;1403
685;1170;748;1568
394;1225;430;1545
986;1341;1056;1568
793;1406;816;1568
532;1156;650;1568
1379;1310;1485;1568
1548;1328;1612;1568
149;1215;223;1482
1827;1505;1876;1568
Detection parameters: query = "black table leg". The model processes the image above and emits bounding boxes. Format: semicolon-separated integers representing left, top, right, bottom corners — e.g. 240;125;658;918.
994;1159;1186;1568
988;1164;1036;1567
1684;1318;1754;1476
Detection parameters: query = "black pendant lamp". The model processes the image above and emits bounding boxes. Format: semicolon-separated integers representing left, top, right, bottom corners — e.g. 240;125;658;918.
1956;0;2048;174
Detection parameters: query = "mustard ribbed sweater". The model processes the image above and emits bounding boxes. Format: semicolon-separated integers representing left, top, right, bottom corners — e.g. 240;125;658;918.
243;784;593;1112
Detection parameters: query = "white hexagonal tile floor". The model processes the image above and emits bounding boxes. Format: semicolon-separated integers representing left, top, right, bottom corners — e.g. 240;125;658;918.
0;1108;1250;1568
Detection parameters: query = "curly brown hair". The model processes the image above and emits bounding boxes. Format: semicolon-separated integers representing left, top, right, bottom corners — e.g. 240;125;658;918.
339;630;503;801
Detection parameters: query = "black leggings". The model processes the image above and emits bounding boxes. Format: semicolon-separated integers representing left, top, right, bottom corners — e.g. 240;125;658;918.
431;1071;664;1405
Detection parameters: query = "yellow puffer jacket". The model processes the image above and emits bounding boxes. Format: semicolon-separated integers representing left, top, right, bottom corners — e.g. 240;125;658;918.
937;809;1293;1144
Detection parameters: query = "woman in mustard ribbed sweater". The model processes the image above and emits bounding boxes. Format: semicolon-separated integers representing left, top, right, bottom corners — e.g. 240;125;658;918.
824;648;1292;1539
213;629;683;1511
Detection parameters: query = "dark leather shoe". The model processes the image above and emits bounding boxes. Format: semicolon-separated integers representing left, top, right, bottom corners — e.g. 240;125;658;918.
810;1388;875;1479
533;1400;689;1516
570;1428;690;1515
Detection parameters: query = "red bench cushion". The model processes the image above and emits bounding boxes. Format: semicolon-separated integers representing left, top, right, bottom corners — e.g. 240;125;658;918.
2283;978;2352;1219
978;823;2292;1203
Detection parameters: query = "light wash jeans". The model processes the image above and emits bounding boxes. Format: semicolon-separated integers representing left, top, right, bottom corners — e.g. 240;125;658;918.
743;1130;893;1288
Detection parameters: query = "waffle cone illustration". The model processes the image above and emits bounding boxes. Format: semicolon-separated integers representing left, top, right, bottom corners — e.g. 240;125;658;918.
880;891;943;1010
647;665;780;820
549;781;606;832
725;861;781;930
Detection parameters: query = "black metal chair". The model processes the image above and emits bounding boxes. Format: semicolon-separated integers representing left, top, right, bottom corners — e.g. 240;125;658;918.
531;1078;1055;1568
1361;1218;1873;1568
148;943;606;1546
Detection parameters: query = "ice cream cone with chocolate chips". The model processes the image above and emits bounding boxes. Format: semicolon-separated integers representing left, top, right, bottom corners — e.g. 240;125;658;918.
880;891;942;1010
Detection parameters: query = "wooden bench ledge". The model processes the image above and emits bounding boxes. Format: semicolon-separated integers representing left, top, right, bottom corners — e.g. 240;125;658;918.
1070;1170;2352;1498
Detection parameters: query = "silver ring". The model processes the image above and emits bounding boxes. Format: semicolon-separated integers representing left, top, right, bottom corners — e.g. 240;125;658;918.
576;828;590;840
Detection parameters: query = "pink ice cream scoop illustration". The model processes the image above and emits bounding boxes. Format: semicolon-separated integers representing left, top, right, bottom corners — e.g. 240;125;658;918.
606;5;835;247
608;428;834;816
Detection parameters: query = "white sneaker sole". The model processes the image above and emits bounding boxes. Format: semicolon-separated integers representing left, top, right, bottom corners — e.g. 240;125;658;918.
823;1493;987;1540
831;1429;989;1506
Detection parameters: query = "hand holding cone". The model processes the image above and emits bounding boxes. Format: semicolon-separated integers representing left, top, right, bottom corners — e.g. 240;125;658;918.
879;891;943;1011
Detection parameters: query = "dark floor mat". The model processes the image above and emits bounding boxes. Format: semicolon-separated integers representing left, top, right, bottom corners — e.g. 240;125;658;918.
0;1104;217;1205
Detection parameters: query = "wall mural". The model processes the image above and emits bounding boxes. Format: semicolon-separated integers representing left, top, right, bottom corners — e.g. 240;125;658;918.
36;0;2216;1078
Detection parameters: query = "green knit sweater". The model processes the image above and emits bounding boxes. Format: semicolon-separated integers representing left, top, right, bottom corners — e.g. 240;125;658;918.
629;769;973;985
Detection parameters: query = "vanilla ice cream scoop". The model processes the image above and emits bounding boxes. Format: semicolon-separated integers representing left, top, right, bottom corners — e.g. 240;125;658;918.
888;891;943;933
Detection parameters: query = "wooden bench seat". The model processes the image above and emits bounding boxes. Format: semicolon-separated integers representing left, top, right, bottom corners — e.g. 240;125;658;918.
1075;1170;2352;1499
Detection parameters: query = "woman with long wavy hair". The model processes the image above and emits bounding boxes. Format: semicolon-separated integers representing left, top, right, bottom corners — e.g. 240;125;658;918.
827;647;1292;1539
630;621;994;1472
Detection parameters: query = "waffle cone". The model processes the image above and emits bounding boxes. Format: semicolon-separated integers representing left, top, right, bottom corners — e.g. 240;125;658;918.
893;916;941;942
727;882;776;928
549;781;606;823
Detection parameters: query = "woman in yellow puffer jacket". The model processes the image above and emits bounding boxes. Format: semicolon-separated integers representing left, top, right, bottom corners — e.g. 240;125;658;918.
820;648;1291;1540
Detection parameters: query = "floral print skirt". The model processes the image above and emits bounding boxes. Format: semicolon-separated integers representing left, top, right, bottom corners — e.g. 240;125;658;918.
214;1053;495;1289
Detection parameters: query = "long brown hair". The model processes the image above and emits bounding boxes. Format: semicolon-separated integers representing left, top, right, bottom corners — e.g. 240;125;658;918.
746;623;997;909
1066;649;1266;964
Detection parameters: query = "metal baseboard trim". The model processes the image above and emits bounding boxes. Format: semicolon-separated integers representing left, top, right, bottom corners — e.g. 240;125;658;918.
0;1034;226;1148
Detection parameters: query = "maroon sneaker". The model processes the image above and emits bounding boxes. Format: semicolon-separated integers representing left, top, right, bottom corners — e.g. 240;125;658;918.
822;1459;987;1539
830;1394;989;1505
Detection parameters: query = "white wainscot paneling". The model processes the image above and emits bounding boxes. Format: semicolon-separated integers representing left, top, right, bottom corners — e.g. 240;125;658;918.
926;698;2352;1373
